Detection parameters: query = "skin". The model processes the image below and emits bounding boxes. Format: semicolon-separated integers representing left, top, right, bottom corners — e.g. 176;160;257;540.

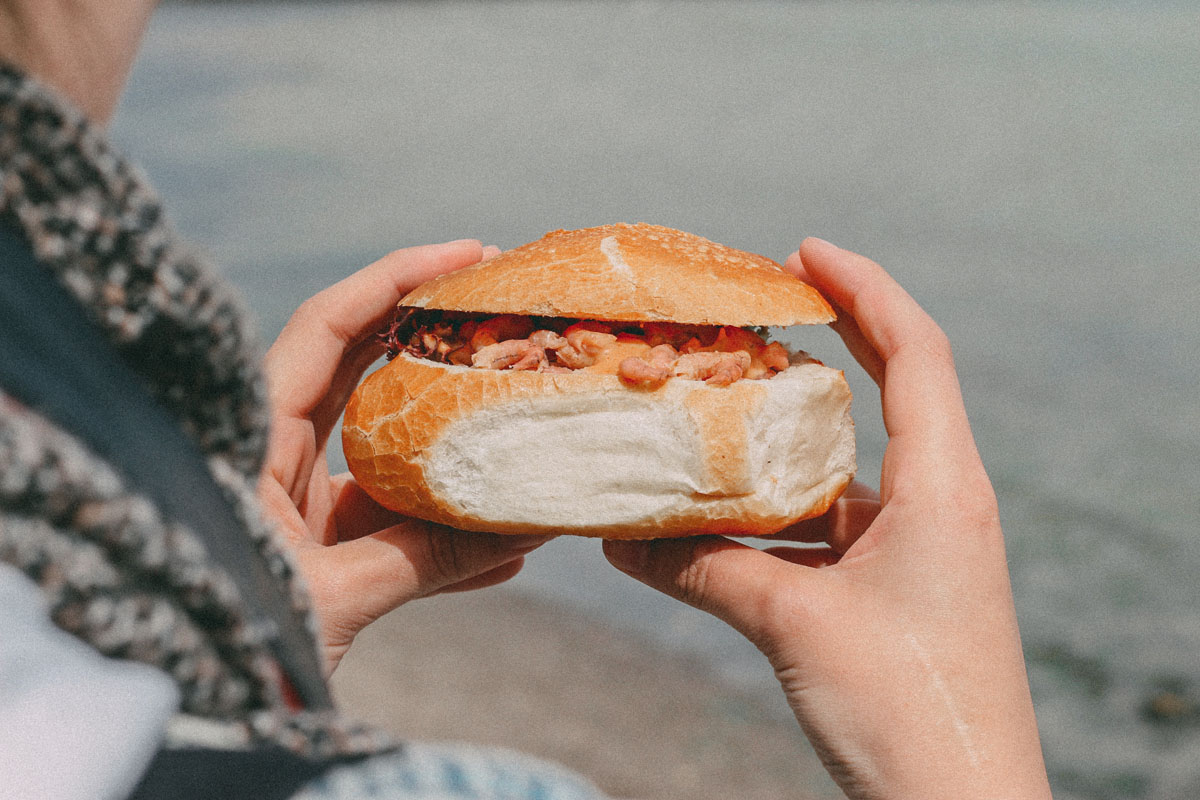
604;238;1053;799
7;3;1054;794
0;0;158;125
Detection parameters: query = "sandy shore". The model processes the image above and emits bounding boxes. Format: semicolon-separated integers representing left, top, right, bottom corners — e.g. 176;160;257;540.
330;587;842;800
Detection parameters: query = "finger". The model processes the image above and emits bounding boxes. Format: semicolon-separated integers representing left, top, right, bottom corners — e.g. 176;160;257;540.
329;474;410;542
784;251;884;384
481;245;502;260
843;480;881;502
603;536;823;647
765;497;882;554
286;238;486;357
795;238;980;490
314;522;552;629
432;558;526;595
756;480;875;543
796;238;940;367
761;545;841;569
265;239;486;432
257;471;314;544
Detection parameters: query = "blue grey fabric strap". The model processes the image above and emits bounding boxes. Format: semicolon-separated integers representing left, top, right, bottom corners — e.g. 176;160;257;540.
128;746;343;800
0;222;332;711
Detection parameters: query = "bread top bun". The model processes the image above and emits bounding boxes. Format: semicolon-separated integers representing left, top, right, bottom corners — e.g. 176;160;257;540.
400;223;835;327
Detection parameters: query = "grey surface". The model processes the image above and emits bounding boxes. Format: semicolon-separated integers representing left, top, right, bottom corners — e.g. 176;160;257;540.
330;587;843;800
115;3;1200;797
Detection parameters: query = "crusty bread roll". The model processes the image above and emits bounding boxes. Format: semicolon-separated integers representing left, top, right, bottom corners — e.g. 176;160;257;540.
401;223;836;326
342;224;855;539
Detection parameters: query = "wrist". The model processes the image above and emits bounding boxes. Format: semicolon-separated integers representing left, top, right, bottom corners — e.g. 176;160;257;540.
785;626;1052;800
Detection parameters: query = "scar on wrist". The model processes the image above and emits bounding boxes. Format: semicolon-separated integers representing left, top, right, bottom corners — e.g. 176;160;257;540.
904;631;981;770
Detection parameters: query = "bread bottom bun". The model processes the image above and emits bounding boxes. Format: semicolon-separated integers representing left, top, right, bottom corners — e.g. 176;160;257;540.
342;354;855;539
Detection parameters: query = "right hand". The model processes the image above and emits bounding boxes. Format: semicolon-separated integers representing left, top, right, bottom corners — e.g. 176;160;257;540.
603;238;1052;799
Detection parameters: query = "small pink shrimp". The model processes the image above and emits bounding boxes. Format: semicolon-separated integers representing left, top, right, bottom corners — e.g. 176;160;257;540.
672;351;751;386
618;344;679;388
556;329;617;369
471;339;539;370
529;329;567;350
509;345;548;371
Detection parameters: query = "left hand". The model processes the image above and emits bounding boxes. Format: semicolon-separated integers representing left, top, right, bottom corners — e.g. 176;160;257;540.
257;239;553;674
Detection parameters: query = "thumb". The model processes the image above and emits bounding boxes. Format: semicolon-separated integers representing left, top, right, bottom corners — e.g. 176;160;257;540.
602;536;819;647
302;523;549;653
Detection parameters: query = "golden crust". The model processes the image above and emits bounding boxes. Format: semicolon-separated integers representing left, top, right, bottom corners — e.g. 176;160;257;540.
342;355;855;539
399;223;835;327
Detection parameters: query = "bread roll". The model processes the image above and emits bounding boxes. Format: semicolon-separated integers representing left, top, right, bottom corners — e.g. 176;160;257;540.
400;223;836;327
341;224;856;539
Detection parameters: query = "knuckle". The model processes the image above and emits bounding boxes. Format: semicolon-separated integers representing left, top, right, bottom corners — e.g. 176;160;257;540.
287;294;333;336
670;539;720;612
930;327;955;365
913;319;953;363
675;565;709;611
954;466;1000;516
291;293;326;324
934;476;1002;543
422;529;465;585
962;487;1002;534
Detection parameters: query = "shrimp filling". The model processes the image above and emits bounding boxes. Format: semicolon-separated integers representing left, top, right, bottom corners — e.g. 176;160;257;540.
380;308;818;388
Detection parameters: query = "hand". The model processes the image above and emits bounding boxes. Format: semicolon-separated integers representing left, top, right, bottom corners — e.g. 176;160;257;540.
258;240;552;674
603;238;1051;799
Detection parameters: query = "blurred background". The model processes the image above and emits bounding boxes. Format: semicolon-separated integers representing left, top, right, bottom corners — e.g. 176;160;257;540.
116;2;1198;798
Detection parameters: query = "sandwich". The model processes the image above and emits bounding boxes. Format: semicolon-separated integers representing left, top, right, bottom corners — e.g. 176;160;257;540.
341;223;855;539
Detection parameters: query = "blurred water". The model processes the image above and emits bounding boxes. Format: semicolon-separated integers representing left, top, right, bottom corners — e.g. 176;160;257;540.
116;3;1199;797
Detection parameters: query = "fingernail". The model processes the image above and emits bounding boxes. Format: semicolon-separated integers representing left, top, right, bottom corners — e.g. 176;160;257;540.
603;539;647;573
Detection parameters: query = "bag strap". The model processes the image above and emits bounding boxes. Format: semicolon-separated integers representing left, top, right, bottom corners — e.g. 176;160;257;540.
128;746;349;800
0;223;332;710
